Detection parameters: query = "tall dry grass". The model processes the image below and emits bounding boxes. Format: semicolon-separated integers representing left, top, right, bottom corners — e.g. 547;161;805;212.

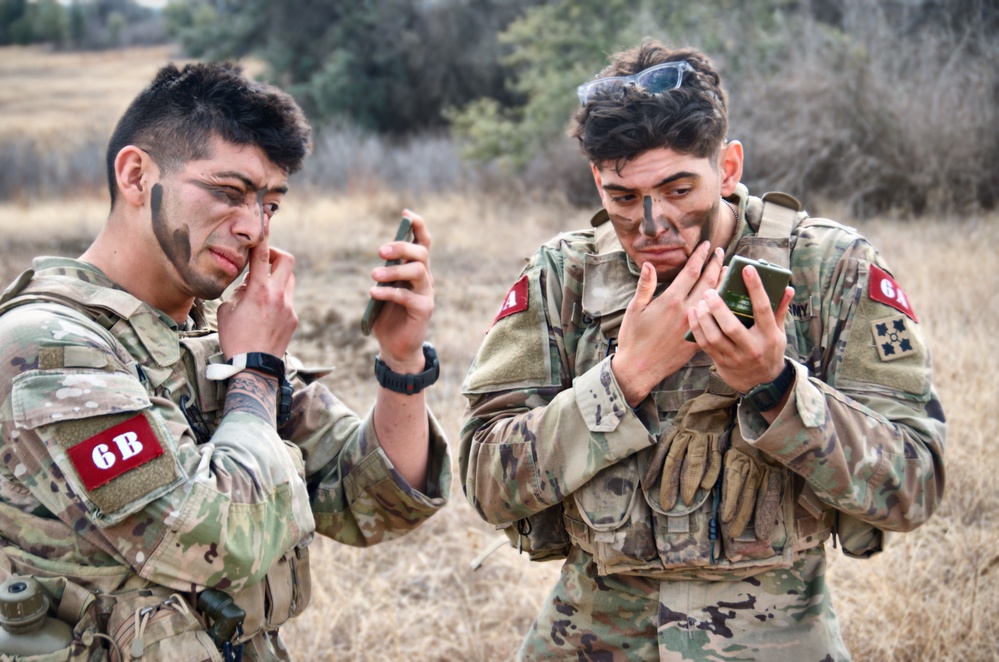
1;45;996;661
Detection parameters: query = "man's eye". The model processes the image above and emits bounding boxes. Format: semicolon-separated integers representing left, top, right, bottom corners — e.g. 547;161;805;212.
611;194;636;204
264;202;279;216
215;187;244;204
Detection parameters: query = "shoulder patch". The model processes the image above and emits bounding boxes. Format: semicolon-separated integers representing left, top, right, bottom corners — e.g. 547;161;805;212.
66;413;164;490
868;265;918;322
493;274;529;324
871;315;918;362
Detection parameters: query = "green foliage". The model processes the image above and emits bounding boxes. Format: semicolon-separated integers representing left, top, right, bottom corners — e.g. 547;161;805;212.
448;0;798;195
0;0;166;48
165;0;537;134
0;0;66;45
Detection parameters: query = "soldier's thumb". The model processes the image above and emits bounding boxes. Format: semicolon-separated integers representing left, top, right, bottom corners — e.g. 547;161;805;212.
633;263;658;308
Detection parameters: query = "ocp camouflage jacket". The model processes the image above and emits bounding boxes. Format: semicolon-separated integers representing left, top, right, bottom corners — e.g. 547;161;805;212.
0;256;450;655
460;185;945;580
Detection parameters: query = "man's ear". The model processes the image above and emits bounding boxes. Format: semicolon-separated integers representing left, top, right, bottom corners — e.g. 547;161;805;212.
719;141;744;197
113;146;157;208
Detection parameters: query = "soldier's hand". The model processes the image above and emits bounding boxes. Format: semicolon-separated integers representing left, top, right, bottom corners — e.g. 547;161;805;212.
217;234;298;359
686;264;793;395
613;242;724;406
369;210;435;374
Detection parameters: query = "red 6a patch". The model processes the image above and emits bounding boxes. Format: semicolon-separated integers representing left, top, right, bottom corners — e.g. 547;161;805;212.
66;414;165;491
494;274;529;324
868;265;918;322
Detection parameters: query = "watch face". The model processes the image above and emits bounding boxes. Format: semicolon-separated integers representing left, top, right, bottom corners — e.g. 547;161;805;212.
245;352;285;378
745;360;793;411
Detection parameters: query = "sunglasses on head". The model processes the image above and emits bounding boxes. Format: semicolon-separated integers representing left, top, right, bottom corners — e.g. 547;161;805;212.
576;60;691;105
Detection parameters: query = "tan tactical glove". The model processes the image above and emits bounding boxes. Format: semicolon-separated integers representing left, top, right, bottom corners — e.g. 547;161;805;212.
720;445;782;540
645;391;737;511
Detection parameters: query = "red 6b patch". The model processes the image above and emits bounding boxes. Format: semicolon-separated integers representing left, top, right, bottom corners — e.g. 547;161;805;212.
66;414;165;491
868;265;918;322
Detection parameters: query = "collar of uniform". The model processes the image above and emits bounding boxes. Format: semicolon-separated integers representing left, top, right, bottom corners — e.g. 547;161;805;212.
582;217;636;319
28;256;182;368
722;182;754;263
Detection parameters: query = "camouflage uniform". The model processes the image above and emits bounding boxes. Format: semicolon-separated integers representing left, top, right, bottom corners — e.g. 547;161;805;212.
460;185;945;661
0;257;450;660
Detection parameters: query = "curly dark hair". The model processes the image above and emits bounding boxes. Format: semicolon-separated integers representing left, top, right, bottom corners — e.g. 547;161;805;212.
106;61;313;205
570;40;728;172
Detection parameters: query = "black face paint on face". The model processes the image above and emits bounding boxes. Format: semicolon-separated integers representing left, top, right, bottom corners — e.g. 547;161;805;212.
255;187;266;217
698;198;720;247
151;182;227;301
643;196;656;237
151;183;192;269
151;182;162;220
628;198;719;256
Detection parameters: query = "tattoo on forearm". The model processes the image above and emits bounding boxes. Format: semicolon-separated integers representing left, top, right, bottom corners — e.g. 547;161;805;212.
224;371;278;425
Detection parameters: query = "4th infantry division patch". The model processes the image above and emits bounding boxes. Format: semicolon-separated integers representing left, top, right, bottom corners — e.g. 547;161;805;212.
871;315;917;362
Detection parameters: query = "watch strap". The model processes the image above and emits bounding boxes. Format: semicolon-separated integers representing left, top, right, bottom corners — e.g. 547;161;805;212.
206;353;293;426
742;358;795;412
374;343;439;395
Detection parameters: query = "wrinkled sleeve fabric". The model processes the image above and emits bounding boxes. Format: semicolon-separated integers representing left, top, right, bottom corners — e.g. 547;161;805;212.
738;223;946;532
459;236;656;525
283;380;450;548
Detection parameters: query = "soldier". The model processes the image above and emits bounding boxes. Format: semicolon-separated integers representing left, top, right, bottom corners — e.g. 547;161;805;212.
460;40;945;660
0;62;449;660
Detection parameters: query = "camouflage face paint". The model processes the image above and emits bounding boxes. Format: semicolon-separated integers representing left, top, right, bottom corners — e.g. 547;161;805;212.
255;188;266;219
151;183;228;301
151;183;192;271
642;196;656;237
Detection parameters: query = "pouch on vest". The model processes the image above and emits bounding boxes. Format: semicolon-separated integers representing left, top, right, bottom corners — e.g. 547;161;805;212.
502;504;572;562
227;542;312;643
106;587;220;662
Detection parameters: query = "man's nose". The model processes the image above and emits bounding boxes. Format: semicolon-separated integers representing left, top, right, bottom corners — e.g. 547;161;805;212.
231;200;266;244
641;195;673;237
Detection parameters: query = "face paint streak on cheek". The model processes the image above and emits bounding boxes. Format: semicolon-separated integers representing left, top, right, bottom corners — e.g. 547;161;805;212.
172;228;192;266
151;184;163;223
698;199;719;245
151;183;184;269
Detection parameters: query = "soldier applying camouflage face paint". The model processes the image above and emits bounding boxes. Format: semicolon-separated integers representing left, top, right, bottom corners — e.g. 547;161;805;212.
460;39;945;661
0;61;449;661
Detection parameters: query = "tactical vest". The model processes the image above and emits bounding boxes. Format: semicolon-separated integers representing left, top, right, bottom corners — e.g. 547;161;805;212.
0;264;311;644
510;193;883;580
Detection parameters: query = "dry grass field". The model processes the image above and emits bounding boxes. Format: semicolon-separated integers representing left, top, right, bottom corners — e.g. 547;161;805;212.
1;45;997;661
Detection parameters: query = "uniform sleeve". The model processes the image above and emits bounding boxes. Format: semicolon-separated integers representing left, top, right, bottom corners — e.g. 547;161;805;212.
459;241;657;526
739;227;946;532
0;304;315;593
280;380;450;547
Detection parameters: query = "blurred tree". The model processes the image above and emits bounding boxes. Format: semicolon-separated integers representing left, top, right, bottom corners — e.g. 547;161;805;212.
0;0;28;44
0;0;166;48
165;0;541;133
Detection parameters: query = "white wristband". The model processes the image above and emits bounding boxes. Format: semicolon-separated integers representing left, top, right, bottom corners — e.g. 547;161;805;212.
206;354;251;381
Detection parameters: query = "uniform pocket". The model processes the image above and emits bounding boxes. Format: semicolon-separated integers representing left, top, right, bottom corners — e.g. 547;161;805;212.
573;457;661;573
